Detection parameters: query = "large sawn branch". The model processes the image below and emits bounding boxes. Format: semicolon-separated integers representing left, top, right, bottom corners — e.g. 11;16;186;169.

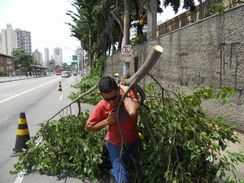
116;45;163;156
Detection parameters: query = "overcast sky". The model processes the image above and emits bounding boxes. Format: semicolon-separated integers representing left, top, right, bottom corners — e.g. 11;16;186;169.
0;0;80;63
0;0;185;63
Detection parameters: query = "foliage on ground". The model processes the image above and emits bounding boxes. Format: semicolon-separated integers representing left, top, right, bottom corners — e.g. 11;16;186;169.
134;84;243;182
11;67;244;182
11;114;106;181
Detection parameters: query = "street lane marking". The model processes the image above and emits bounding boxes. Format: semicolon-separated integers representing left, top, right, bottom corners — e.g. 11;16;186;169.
13;137;42;183
59;95;63;101
14;171;25;183
0;78;60;104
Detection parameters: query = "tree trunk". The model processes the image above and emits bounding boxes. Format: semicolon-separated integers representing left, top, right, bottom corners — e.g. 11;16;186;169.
123;45;163;85
87;15;93;68
122;0;130;46
88;29;92;67
147;0;157;40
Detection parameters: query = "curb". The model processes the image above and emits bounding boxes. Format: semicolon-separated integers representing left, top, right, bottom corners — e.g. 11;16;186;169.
0;76;51;83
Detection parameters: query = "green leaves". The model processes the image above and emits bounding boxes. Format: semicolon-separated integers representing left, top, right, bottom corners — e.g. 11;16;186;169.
11;79;242;182
209;2;225;15
11;114;105;181
135;83;242;182
218;86;236;102
12;49;34;73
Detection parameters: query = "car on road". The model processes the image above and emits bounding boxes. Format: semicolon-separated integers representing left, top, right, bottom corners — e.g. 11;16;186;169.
55;69;62;75
61;71;71;78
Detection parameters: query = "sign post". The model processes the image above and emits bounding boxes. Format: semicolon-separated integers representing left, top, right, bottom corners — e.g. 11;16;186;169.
122;45;132;58
121;45;132;78
72;55;78;62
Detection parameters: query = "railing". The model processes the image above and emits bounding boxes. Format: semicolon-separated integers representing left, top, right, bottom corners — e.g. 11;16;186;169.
157;0;244;36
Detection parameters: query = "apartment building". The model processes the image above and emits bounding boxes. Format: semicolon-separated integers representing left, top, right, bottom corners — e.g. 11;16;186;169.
0;24;32;56
44;48;49;67
32;49;43;65
0;24;17;56
51;47;63;67
16;29;32;54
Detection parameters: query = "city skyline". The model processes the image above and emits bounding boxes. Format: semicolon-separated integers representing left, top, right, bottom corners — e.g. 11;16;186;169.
0;0;187;63
0;0;80;64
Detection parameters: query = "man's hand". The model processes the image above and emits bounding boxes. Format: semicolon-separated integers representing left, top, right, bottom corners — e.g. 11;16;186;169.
107;110;116;124
85;124;93;131
85;110;117;132
119;84;129;93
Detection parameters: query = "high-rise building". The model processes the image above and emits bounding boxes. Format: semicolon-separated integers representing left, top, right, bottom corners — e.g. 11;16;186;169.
44;48;49;66
0;24;17;56
51;47;62;67
16;29;32;54
0;33;2;53
0;24;32;56
32;49;43;65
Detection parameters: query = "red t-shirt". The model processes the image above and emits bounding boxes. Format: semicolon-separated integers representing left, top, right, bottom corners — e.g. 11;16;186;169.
87;88;139;146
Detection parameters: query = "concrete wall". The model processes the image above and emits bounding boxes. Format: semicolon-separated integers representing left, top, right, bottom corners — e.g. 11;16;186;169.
105;5;244;131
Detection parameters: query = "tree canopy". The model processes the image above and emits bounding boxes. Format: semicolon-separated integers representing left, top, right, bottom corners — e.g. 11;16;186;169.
66;0;197;65
12;49;34;74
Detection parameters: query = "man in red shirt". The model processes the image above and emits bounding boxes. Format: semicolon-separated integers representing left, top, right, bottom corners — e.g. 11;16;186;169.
85;76;140;183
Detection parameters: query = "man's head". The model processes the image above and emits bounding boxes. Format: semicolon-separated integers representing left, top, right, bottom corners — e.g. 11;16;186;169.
98;76;119;104
98;76;118;93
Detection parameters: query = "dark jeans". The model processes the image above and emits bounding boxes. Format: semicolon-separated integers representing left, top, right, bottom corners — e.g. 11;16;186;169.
105;139;139;183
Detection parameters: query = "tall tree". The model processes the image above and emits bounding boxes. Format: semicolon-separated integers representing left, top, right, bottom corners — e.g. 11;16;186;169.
67;0;197;69
12;49;34;75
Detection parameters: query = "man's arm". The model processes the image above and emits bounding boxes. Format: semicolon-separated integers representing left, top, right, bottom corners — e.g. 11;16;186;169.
85;111;116;132
120;85;140;117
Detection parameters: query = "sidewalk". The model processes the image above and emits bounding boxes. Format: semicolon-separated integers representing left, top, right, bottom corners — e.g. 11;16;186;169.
225;131;244;179
0;76;34;83
0;75;50;83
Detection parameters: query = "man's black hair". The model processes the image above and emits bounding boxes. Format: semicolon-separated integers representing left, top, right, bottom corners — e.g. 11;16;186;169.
98;76;118;93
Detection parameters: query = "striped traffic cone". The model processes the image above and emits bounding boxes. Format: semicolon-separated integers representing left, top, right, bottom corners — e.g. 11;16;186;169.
13;112;30;153
58;81;62;92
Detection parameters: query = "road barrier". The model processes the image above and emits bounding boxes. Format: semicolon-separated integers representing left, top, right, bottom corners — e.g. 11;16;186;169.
13;112;30;153
58;81;62;92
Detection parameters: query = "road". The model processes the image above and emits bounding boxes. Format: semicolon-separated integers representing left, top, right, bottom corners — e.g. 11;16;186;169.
0;75;88;183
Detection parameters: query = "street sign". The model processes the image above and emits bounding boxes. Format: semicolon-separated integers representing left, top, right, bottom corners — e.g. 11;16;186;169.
122;45;132;58
72;55;78;62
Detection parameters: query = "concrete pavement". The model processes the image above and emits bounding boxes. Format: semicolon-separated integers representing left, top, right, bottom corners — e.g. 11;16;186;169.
0;76;39;83
225;131;244;179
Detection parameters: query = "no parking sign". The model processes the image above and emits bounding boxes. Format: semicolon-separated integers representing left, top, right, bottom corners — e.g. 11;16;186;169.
122;45;132;58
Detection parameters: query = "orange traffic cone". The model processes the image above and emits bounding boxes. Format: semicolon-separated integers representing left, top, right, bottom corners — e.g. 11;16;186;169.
58;81;62;92
13;112;30;153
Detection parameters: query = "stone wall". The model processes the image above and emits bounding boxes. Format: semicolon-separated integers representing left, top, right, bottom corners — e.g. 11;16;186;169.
105;5;244;131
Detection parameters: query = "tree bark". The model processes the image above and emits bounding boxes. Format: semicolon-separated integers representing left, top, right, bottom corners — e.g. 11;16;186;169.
110;11;123;35
47;45;163;120
123;45;163;86
122;0;130;46
147;0;157;40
